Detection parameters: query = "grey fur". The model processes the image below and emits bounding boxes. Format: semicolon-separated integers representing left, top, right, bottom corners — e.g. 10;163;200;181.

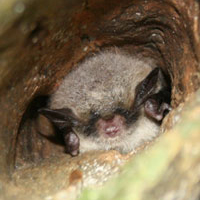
50;49;160;153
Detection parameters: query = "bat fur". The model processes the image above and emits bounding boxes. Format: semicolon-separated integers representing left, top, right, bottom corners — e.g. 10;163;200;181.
47;49;168;154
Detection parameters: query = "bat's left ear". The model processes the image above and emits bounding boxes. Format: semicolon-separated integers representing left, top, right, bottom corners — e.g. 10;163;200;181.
133;67;171;121
134;68;164;107
144;91;171;121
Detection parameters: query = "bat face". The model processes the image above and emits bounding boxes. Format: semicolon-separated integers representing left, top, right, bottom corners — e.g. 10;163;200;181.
73;110;160;154
39;50;171;156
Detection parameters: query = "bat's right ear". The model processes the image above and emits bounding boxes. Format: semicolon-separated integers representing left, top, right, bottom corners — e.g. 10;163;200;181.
38;108;78;130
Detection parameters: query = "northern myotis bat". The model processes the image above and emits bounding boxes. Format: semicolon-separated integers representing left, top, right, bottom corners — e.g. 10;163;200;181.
39;49;171;156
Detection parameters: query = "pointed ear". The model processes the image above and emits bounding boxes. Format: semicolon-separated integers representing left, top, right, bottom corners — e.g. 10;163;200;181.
133;67;166;108
38;108;78;130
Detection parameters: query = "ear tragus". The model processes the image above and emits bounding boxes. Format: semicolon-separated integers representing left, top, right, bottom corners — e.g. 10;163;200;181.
38;108;78;130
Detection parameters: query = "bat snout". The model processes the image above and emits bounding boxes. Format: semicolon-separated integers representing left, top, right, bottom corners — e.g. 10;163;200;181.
96;115;125;138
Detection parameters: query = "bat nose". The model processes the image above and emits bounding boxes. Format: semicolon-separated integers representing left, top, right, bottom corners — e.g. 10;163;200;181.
96;115;125;138
104;125;119;137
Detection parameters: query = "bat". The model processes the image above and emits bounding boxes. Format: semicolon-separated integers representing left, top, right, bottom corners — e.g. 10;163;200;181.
39;49;171;156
